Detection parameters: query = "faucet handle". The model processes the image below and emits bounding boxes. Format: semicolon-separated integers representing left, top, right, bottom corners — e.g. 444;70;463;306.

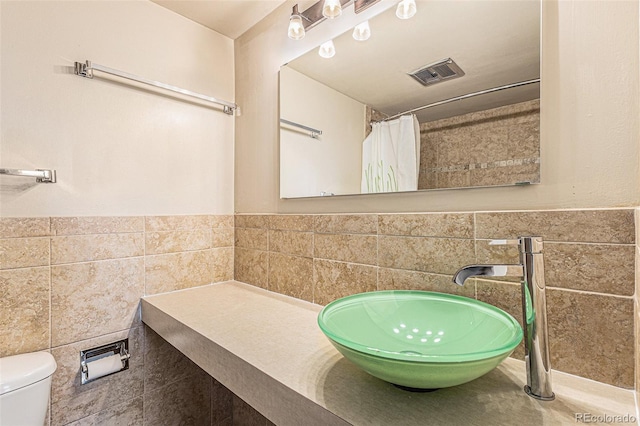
489;239;520;246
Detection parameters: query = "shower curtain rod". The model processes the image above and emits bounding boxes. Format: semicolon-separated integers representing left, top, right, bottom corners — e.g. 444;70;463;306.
378;78;541;122
74;60;237;115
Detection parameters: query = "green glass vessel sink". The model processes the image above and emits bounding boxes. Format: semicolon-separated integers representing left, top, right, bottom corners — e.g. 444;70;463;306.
317;291;523;390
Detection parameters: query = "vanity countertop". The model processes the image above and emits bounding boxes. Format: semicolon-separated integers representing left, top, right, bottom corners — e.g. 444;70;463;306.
141;281;637;426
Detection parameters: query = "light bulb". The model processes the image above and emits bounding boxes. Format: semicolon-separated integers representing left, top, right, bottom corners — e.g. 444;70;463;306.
288;14;305;40
352;21;371;41
396;0;416;19
322;0;342;19
318;40;336;58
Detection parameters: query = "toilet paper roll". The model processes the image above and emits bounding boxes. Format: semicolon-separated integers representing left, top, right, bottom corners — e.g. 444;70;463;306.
85;354;123;381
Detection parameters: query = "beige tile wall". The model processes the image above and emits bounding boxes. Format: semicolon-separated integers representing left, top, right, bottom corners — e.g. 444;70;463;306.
635;208;640;409
235;208;636;389
0;215;235;426
3;209;636;424
419;99;540;189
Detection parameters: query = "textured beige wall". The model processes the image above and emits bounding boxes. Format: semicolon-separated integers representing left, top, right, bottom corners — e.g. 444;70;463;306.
235;0;640;213
0;1;235;217
280;67;365;197
0;1;240;424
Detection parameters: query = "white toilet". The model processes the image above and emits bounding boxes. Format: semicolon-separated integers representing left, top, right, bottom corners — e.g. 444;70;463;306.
0;351;57;426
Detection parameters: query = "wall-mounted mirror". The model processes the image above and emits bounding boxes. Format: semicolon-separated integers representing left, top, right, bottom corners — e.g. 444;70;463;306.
280;0;540;199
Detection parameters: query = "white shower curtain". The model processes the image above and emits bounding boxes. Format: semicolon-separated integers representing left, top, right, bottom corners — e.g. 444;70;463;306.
361;114;420;193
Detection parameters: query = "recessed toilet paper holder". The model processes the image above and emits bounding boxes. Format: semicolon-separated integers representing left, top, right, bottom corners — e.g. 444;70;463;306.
80;338;130;385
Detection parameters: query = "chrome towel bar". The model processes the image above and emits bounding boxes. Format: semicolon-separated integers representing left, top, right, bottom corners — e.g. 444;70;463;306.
280;119;322;139
74;60;237;115
0;168;57;183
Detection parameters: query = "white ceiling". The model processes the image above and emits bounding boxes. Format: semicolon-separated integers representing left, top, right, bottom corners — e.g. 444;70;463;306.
152;0;287;39
287;0;541;122
152;0;541;122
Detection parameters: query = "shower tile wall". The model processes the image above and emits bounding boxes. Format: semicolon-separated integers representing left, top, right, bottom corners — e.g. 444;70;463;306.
364;106;388;137
234;208;636;389
419;99;540;189
0;215;235;426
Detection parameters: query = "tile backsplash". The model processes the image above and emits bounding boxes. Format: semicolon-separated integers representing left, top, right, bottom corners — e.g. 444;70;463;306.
0;215;235;425
1;209;637;424
235;209;636;390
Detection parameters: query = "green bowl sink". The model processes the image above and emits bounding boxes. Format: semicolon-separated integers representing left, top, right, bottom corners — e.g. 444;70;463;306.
317;291;523;390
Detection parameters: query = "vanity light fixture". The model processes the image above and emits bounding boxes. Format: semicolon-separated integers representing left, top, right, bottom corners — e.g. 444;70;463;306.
318;40;336;58
288;5;306;40
287;0;381;40
396;0;417;19
352;20;371;41
322;0;342;19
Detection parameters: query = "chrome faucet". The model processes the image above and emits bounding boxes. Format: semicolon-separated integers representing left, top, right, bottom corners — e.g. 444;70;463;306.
452;236;554;401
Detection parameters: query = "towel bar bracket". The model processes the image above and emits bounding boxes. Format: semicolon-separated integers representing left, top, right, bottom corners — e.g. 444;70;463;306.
35;169;56;183
0;168;57;183
74;61;93;79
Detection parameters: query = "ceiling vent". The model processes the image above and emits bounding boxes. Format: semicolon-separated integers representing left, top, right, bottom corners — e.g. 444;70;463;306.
408;58;465;86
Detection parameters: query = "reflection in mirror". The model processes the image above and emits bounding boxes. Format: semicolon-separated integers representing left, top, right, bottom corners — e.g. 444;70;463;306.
280;0;540;199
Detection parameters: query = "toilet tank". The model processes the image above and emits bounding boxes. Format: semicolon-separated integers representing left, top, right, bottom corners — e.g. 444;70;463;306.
0;351;57;426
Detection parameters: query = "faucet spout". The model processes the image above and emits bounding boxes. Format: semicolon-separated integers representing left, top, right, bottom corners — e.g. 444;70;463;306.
453;264;524;286
452;237;554;401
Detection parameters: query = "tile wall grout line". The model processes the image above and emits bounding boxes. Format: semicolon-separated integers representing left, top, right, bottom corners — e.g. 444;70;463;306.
140;216;148;425
472;211;478;300
376;213;380;291
475;277;636;300
312;257;379;269
266;216;270;292
0;263;51;272
48;255;146;268
634;207;639;397
545;286;636;300
484;239;636;247
48;216;53;354
49;324;144;351
312;215;316;304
